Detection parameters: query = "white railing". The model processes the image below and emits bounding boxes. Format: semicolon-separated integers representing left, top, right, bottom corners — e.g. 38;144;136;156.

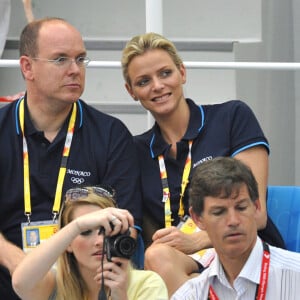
2;59;299;128
1;59;300;70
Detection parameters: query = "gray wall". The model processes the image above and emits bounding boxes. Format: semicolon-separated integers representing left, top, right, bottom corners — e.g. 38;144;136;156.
1;0;298;186
235;0;297;185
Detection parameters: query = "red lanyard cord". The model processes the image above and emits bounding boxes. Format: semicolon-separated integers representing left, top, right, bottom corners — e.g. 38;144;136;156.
208;241;270;300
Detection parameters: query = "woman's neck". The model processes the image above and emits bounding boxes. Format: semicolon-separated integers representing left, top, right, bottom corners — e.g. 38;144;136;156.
80;267;102;300
157;100;190;157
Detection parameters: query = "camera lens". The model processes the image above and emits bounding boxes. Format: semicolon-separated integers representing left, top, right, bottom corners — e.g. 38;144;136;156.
114;235;137;257
105;231;137;261
116;236;136;256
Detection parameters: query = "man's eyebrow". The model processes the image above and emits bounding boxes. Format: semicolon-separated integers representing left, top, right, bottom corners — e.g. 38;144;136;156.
208;205;226;211
50;51;87;57
235;198;250;204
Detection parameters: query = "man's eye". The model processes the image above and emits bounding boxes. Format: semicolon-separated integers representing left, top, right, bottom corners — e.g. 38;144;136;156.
77;56;86;63
80;229;93;236
211;209;224;216
55;57;68;64
237;206;247;211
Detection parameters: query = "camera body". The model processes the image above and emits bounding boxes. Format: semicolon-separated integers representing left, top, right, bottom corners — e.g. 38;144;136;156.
105;230;137;261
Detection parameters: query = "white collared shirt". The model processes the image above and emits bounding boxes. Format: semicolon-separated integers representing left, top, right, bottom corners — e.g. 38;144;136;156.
171;237;300;300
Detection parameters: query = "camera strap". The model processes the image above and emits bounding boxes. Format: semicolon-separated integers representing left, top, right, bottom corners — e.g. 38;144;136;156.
98;230;108;300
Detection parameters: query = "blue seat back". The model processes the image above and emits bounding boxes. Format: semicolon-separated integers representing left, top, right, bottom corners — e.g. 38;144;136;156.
267;186;300;252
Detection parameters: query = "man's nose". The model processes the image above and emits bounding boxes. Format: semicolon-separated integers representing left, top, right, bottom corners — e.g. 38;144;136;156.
227;210;240;226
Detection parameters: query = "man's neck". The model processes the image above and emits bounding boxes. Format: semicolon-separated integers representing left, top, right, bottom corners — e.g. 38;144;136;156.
221;257;246;286
26;96;74;142
218;247;254;286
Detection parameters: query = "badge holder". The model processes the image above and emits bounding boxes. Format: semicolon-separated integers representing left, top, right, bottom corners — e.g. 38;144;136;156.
21;220;58;252
177;215;215;268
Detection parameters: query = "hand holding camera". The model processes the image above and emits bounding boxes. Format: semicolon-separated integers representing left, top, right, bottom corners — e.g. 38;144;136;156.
99;222;137;262
105;229;137;261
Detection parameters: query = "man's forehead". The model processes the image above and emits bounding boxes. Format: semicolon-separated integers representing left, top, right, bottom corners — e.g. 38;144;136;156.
37;25;85;55
205;184;251;204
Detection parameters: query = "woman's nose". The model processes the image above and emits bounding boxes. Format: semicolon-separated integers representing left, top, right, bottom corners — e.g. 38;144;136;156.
152;77;164;91
95;233;104;246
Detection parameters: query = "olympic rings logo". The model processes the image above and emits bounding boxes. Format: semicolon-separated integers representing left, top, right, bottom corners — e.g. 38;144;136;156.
71;177;85;184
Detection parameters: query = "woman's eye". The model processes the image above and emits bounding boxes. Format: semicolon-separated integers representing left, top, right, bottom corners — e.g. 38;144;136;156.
160;70;172;78
136;78;149;87
80;229;93;236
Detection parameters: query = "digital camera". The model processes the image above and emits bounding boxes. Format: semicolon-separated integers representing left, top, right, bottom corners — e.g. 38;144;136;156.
105;230;137;261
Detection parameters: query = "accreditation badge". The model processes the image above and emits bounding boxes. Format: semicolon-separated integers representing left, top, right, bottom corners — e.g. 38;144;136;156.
177;215;216;268
21;220;58;252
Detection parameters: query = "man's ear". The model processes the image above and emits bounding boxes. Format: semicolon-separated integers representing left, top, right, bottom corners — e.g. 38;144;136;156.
20;56;34;80
253;198;261;222
189;207;206;231
254;198;261;210
125;83;138;101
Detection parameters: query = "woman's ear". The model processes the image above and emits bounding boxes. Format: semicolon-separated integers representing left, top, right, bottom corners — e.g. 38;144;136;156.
66;245;73;253
179;64;187;84
125;83;138;101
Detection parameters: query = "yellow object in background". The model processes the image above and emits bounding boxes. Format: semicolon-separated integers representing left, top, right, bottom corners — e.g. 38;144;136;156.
178;216;215;268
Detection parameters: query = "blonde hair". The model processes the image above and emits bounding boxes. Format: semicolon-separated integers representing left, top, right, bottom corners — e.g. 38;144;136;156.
121;32;183;87
55;187;116;300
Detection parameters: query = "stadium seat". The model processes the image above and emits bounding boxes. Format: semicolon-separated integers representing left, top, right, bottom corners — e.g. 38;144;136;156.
267;186;300;252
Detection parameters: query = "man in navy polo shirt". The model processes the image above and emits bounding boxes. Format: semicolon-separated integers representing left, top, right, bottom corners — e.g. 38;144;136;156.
0;17;142;300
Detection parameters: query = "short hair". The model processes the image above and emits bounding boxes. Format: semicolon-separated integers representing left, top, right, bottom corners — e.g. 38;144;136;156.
19;17;66;57
189;157;259;215
121;32;183;86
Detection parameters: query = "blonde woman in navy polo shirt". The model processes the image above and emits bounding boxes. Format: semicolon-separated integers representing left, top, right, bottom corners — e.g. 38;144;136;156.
121;32;285;297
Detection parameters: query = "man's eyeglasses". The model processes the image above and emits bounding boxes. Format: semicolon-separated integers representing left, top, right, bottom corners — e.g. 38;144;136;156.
31;56;90;68
65;185;116;202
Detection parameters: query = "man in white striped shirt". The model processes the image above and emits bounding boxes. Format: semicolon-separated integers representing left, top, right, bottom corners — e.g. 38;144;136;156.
172;157;300;300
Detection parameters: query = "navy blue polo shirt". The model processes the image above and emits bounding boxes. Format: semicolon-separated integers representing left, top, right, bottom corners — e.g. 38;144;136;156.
134;98;269;228
0;97;142;299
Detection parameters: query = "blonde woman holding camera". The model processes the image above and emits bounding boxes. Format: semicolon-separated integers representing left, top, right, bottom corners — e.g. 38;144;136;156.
12;186;168;300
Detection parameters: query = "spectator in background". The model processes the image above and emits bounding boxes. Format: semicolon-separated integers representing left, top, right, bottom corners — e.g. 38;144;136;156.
0;0;34;57
0;17;142;300
0;0;34;101
121;32;285;297
0;0;12;58
172;157;300;299
22;0;34;23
